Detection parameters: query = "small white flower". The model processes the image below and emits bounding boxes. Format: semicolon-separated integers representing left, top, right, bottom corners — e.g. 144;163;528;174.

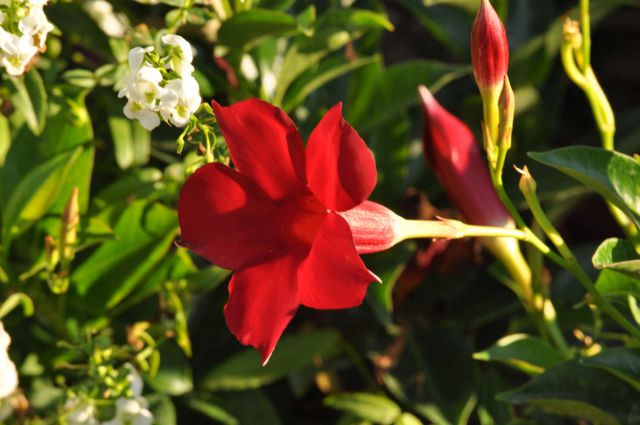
0;322;18;400
162;34;195;76
124;100;161;131
0;32;38;76
101;397;154;425
64;397;99;425
159;77;201;127
119;65;163;106
19;7;54;48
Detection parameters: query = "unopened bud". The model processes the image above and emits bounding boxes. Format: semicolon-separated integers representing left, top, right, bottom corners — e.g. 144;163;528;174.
44;235;59;271
471;0;509;92
515;165;537;194
498;75;514;151
60;188;79;262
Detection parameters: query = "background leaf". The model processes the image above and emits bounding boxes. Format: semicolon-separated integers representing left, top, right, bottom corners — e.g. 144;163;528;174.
593;238;640;280
529;147;640;228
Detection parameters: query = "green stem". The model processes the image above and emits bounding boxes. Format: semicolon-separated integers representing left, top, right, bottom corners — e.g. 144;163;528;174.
522;179;640;340
201;126;215;164
580;0;591;72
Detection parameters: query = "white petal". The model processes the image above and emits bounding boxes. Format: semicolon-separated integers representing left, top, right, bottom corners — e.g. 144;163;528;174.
136;109;160;131
128;46;152;70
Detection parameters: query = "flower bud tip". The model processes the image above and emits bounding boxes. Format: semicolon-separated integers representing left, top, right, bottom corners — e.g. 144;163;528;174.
471;0;509;91
515;165;537;194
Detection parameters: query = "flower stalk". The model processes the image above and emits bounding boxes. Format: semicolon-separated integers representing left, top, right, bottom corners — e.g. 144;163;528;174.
560;6;640;250
516;166;640;340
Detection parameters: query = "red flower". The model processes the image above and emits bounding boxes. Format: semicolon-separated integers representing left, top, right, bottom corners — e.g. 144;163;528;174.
178;99;395;363
471;0;509;91
418;86;511;228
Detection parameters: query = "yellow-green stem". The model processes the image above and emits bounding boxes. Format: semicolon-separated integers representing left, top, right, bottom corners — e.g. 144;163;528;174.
522;179;640;340
580;0;591;72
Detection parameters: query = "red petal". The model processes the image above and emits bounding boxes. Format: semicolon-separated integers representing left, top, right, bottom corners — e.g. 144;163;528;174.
305;103;377;211
178;163;285;270
224;255;300;364
298;213;379;310
212;99;306;200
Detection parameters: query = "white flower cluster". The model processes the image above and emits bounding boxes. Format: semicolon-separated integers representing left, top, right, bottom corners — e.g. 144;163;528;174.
119;34;201;131
0;321;18;421
64;364;154;425
0;0;54;76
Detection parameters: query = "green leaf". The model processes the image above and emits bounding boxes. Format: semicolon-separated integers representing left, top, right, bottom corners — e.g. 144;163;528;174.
581;347;640;392
72;200;178;309
593;238;640;280
273;28;351;105
324;393;401;425
473;334;565;375
2;147;82;244
347;60;468;132
147;394;177;425
497;360;639;424
8;69;48;135
185;390;282;425
62;69;97;89
595;269;640;299
200;330;340;391
315;8;394;32
282;55;379;112
108;114;151;169
146;340;193;396
529;147;640;228
184;397;238;425
217;9;298;51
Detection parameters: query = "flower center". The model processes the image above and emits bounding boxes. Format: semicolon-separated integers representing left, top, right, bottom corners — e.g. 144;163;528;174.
275;192;327;251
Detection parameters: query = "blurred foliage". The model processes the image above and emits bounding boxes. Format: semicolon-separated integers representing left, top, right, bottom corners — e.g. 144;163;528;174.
1;0;640;424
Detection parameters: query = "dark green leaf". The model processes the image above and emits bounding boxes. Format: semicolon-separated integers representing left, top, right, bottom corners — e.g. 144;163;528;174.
497;360;640;424
184;396;238;425
2;147;82;244
146;340;193;396
529;147;640;228
595;269;640;299
325;393;401;425
348;60;468;132
147;394;177;425
273;29;351;105
200;330;340;391
282;55;379;112
473;334;565;375
72;201;178;309
217;9;298;51
581;347;640;392
593;238;640;280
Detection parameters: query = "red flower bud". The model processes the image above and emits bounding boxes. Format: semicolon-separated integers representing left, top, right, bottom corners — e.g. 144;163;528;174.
419;86;532;299
418;86;511;228
471;0;509;91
